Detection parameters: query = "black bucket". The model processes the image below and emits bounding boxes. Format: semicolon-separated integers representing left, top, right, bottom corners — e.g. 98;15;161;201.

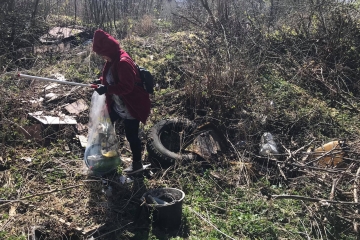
141;188;185;230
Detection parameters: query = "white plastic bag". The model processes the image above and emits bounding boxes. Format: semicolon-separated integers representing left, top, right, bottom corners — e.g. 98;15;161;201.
84;92;121;175
259;132;278;156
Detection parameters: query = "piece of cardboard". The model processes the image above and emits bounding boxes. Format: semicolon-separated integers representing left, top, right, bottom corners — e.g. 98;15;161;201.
29;111;77;125
65;99;88;115
76;135;87;148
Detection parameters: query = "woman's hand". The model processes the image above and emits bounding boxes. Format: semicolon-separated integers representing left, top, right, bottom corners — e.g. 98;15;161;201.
92;79;101;85
94;84;107;95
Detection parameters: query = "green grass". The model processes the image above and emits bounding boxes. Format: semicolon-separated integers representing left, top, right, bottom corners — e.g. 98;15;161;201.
174;174;300;239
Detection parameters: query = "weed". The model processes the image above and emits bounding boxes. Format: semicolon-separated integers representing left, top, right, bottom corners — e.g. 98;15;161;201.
117;165;123;175
0;231;26;240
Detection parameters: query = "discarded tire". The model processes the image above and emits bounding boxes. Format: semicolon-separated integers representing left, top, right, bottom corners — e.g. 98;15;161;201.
146;118;197;167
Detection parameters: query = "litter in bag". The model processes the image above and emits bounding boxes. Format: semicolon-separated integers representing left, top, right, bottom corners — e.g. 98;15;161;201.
84;92;121;175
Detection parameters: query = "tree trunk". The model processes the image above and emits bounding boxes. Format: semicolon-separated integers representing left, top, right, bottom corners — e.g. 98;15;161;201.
31;0;41;28
199;0;217;29
74;0;77;24
8;0;16;42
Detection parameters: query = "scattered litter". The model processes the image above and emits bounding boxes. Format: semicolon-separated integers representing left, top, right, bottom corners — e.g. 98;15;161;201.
20;157;32;162
186;130;223;160
102;186;112;197
52;73;66;81
183;122;227;161
76;135;87;148
65;99;88;115
260;114;267;125
121;156;132;163
44;83;60;90
269;100;275;107
141;192;175;205
44;92;60;102
9;205;17;217
43;73;67;90
119;175;134;184
29;111;77;125
259;132;278;156
29;97;44;107
39;26;84;44
314;140;346;167
235;140;246;148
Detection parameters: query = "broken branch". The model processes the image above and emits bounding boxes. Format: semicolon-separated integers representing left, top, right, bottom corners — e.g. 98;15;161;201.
354;167;360;233
272;195;360;205
0;184;84;206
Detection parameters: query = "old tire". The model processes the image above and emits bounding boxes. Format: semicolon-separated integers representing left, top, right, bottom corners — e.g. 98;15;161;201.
147;118;197;167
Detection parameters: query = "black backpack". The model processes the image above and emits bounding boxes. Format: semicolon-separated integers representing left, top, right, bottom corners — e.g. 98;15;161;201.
121;56;155;94
136;65;155;94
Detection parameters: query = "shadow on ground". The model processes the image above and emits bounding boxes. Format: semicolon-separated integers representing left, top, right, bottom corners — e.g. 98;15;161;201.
83;170;190;240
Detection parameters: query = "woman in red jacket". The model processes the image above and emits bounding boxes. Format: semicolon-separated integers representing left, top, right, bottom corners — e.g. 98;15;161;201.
92;29;151;174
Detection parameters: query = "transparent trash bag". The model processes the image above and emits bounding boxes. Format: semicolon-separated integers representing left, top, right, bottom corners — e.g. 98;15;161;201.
84;92;121;175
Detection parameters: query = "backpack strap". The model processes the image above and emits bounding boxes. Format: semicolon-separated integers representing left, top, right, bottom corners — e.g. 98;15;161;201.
120;56;140;71
120;56;143;88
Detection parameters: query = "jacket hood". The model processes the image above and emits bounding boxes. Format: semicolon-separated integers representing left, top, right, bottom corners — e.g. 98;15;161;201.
92;29;120;62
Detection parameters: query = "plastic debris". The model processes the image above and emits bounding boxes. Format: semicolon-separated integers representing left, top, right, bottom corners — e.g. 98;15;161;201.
152;196;168;204
142;193;175;205
87;155;104;161
76;135;87;148
119;175;133;184
145;195;158;205
235;141;246;148
21;157;32;162
102;186;112;197
314;140;346;167
65;99;88;115
102;150;117;158
259;132;278;156
29;111;77;125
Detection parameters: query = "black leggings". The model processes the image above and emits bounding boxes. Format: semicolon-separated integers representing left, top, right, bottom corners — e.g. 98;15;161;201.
109;110;142;163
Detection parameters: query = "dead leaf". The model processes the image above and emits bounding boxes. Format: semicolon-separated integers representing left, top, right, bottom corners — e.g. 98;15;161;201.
9;205;17;217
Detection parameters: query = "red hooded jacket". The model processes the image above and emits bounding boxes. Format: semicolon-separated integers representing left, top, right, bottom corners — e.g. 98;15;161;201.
92;29;151;124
